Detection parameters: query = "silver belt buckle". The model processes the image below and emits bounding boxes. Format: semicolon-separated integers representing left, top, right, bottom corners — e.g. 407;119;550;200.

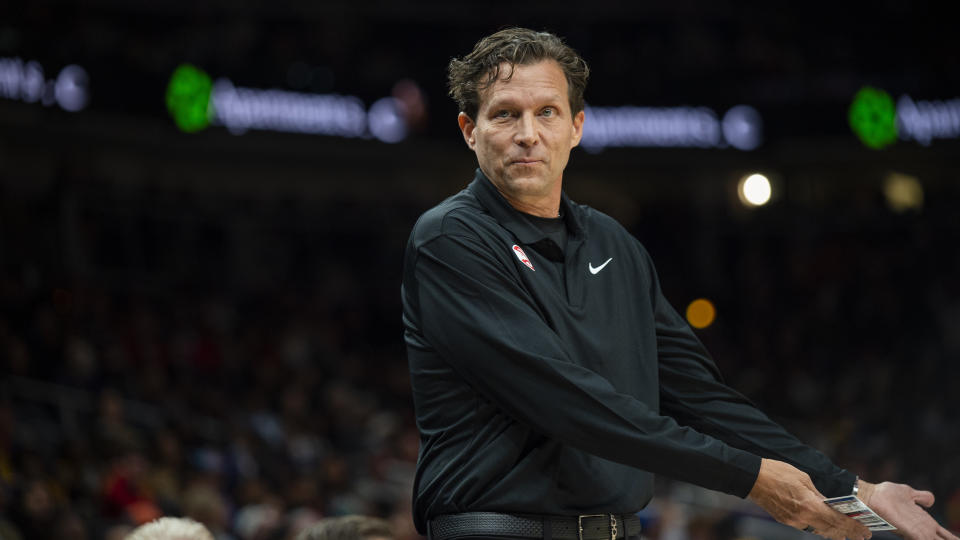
577;514;617;540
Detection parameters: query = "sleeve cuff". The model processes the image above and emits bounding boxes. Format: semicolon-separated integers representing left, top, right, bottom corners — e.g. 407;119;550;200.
813;469;857;498
729;451;763;498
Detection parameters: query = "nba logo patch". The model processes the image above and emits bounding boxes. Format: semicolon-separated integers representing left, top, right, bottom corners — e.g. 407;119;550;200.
512;244;535;271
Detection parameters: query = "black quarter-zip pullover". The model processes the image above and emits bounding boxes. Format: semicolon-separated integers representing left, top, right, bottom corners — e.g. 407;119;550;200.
402;170;854;534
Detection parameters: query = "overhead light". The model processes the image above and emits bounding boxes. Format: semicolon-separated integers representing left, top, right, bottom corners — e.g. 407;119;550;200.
737;173;772;207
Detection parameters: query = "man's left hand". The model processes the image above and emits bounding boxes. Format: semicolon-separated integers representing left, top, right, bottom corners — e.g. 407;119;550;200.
858;480;959;540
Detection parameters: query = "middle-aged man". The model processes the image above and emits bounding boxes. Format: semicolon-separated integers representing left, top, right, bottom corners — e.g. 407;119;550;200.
401;27;956;540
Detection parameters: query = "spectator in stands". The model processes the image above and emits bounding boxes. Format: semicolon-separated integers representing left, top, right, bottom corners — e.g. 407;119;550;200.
126;516;215;540
296;515;393;540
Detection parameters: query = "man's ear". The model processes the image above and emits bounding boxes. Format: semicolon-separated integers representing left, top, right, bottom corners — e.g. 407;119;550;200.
458;112;477;150
570;109;585;148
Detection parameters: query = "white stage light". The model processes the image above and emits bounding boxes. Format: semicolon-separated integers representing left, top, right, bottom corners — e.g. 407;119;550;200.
738;173;772;207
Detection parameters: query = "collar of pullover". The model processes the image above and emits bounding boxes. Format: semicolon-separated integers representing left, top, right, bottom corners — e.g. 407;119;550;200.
467;168;587;245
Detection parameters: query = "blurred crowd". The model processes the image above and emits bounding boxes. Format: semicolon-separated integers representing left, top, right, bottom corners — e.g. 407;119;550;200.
0;173;421;538
1;165;959;539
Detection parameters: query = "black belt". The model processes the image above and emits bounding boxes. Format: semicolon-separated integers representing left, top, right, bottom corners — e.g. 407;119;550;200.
429;512;642;540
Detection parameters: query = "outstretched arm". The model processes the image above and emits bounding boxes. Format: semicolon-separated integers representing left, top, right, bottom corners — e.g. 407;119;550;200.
640;244;957;540
643;242;855;497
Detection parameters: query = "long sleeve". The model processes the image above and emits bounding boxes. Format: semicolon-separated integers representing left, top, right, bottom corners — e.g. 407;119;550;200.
645;247;856;497
407;222;761;497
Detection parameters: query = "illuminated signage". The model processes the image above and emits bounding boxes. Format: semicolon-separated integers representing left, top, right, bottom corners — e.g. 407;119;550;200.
897;95;960;146
848;87;897;149
849;86;960;149
0;57;89;111
166;64;213;133
166;63;407;143
580;104;762;152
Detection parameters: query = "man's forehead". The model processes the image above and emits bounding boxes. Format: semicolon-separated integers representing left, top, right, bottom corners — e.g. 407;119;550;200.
478;60;568;106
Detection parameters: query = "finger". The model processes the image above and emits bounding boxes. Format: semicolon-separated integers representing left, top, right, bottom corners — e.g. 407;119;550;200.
913;489;935;508
827;511;871;540
936;525;960;540
807;510;869;540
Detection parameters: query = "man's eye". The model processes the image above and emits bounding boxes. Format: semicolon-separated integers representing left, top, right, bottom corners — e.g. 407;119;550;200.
541;107;554;117
495;110;511;118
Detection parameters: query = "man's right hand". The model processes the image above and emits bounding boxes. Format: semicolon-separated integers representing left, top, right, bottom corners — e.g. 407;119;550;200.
748;458;872;540
859;480;959;540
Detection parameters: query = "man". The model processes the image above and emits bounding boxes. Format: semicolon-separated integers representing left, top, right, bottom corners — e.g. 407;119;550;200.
401;28;954;540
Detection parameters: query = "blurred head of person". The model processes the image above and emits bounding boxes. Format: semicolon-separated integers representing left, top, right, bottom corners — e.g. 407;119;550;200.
125;516;214;540
296;515;393;540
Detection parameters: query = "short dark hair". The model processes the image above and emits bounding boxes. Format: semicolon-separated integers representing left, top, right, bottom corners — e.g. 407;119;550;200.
447;28;589;120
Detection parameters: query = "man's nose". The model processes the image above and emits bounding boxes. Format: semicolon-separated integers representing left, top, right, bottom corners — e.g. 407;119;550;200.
514;113;538;146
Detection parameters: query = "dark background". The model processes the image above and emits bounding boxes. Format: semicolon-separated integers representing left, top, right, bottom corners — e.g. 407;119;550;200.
1;1;959;539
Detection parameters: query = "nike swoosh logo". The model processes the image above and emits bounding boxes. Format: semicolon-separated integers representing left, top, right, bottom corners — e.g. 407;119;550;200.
588;258;613;275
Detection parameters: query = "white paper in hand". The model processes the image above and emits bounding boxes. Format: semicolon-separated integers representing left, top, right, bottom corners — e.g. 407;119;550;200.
823;495;897;531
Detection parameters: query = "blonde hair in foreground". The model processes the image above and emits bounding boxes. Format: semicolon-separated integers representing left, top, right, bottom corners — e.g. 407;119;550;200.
296;515;394;540
125;517;215;540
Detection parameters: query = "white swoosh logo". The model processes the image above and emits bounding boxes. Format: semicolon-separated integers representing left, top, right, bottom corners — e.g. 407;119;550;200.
588;257;613;275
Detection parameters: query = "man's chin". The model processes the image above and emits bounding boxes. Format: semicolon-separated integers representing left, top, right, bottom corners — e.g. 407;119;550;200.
503;174;547;189
499;175;558;199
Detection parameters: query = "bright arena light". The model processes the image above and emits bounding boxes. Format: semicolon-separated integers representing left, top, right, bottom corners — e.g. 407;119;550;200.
686;298;717;329
883;172;923;213
738;173;772;207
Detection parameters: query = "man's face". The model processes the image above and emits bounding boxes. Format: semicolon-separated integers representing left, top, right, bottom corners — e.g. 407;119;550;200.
458;60;584;211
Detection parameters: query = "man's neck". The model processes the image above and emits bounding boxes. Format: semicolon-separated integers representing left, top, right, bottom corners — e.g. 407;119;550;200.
502;195;561;218
489;180;563;218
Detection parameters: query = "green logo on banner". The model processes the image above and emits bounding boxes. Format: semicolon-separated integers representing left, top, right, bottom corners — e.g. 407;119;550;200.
848;86;897;149
166;64;213;133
